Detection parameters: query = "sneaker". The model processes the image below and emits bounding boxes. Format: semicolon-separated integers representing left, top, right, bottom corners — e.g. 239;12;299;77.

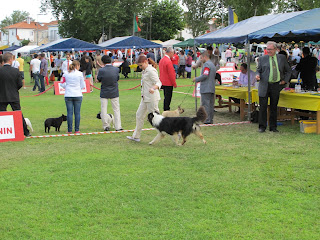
67;132;72;134
75;131;81;134
127;136;140;142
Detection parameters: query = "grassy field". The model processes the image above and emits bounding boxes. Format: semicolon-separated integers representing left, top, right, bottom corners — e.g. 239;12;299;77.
0;64;319;239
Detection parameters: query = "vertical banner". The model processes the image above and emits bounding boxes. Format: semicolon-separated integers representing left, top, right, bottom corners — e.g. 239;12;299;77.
0;111;25;142
54;79;91;95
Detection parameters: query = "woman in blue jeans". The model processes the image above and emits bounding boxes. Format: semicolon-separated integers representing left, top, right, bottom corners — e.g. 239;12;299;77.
61;60;85;133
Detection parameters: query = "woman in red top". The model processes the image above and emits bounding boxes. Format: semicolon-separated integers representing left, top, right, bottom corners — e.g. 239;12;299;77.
171;51;179;77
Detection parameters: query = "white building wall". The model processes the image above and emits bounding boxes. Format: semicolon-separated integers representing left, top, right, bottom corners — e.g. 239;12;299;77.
17;29;34;42
8;29;20;46
48;26;61;42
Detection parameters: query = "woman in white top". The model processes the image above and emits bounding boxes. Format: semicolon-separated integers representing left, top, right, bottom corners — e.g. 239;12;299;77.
127;55;162;142
61;60;85;133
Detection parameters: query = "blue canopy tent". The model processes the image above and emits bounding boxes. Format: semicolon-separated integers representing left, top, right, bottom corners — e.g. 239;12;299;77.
195;8;320;120
196;8;320;44
3;45;22;52
98;36;162;49
31;38;102;52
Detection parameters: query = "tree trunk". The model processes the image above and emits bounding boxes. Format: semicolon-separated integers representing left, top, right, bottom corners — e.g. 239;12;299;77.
108;25;112;40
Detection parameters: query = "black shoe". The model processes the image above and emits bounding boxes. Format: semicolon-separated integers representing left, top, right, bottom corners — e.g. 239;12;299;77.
258;128;266;133
104;127;110;131
25;133;32;137
270;129;279;132
204;122;213;124
116;128;124;131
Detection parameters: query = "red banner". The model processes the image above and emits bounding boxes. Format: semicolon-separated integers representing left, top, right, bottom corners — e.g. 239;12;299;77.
54;79;91;95
0;111;25;142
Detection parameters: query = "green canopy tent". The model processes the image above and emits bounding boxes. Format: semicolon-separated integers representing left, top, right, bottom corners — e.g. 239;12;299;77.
173;39;195;48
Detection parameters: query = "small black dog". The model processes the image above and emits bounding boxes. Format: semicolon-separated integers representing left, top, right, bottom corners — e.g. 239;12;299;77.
45;114;67;133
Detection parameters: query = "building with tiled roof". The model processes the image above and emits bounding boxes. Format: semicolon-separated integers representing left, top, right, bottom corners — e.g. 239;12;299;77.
0;20;60;47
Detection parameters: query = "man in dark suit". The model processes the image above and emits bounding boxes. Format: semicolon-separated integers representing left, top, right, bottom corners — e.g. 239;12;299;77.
256;41;291;133
0;53;30;137
97;55;123;131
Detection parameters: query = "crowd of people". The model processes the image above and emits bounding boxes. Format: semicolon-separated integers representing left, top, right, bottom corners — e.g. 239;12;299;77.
0;41;319;138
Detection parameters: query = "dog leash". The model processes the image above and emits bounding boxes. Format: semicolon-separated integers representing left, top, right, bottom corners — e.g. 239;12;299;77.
178;84;194;108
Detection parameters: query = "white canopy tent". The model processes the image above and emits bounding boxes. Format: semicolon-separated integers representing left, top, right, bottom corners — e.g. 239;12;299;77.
12;45;39;57
162;39;181;48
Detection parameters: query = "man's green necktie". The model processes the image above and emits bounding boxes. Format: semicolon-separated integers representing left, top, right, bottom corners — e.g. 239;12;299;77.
271;56;277;82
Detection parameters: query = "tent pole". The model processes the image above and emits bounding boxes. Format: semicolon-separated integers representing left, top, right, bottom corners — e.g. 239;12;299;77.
194;42;197;112
130;48;133;65
246;39;252;121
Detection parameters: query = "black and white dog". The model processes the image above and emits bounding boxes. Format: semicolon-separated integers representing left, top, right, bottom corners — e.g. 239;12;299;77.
148;106;208;146
96;112;115;129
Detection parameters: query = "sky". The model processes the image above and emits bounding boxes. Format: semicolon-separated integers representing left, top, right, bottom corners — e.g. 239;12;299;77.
0;0;55;23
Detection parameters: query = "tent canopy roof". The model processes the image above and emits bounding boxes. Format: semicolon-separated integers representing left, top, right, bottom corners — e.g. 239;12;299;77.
13;45;39;54
3;45;22;52
173;39;195;48
32;38;101;52
196;8;320;44
162;39;181;48
99;36;162;49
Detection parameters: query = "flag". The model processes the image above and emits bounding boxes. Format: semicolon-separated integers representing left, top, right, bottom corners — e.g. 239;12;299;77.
228;6;238;25
134;14;141;32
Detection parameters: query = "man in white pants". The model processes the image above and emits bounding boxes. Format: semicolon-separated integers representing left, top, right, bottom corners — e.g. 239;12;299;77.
97;55;122;131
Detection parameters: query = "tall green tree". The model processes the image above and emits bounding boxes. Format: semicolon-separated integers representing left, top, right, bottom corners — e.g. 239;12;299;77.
223;0;273;21
275;0;320;13
42;0;150;43
140;0;184;41
181;0;217;37
0;10;33;33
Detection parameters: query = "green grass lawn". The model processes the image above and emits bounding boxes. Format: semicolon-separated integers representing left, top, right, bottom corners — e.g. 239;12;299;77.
0;64;319;239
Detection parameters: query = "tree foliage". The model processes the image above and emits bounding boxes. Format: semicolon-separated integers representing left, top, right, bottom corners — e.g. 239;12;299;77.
140;0;185;41
42;0;152;43
274;0;320;13
223;0;273;21
181;0;217;37
0;10;33;33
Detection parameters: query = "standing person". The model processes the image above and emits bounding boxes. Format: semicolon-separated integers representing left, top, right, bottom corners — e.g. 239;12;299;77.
178;50;186;78
146;49;155;61
30;54;41;92
312;45;319;66
185;51;193;79
192;46;221;85
97;55;123;131
0;53;30;137
192;51;216;124
117;49;123;60
54;54;63;81
11;55;20;69
159;47;177;111
60;60;85;133
296;47;318;91
39;53;47;92
225;47;233;62
84;56;93;92
127;56;161;142
171;51;179;78
16;53;25;89
292;44;301;63
256;41;291;133
95;50;104;82
61;53;73;76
